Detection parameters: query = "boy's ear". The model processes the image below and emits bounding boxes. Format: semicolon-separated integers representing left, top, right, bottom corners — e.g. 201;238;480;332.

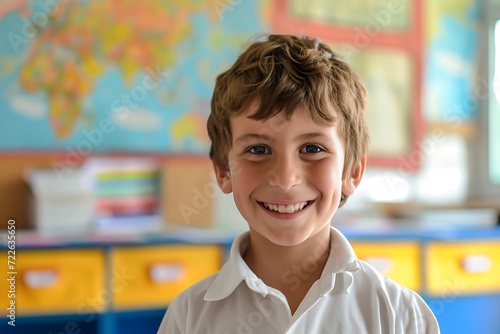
342;156;366;196
213;162;233;194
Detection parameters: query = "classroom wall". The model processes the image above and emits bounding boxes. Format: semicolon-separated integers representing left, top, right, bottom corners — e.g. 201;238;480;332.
0;0;486;231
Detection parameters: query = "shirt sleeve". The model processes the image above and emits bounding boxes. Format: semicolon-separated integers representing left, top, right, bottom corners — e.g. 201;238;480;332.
403;292;440;334
156;297;186;334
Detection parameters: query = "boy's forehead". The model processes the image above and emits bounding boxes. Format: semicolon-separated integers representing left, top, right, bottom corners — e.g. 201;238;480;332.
234;98;339;124
231;106;296;134
230;114;286;141
230;105;339;142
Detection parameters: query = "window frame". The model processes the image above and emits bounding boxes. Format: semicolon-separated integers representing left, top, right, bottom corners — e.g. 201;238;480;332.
272;0;424;170
468;0;500;200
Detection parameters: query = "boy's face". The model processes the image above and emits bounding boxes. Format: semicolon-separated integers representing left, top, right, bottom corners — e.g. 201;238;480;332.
214;104;365;247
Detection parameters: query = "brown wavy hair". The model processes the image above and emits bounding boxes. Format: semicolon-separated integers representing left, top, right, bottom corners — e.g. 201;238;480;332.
207;34;369;206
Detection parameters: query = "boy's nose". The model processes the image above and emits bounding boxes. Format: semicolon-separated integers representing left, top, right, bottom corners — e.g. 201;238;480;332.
267;153;302;190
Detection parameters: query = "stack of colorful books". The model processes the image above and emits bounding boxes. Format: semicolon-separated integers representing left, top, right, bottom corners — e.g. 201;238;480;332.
86;157;163;232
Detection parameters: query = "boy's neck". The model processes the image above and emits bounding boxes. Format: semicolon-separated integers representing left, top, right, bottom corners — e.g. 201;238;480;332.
242;225;331;315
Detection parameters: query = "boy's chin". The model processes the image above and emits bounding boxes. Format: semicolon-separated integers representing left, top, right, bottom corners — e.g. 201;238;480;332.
269;236;307;247
251;227;328;248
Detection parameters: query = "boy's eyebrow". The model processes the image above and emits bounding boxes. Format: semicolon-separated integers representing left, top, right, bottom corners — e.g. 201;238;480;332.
234;134;273;145
298;132;331;140
234;132;331;145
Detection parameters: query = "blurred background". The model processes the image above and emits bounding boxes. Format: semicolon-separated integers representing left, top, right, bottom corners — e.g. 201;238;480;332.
0;0;499;333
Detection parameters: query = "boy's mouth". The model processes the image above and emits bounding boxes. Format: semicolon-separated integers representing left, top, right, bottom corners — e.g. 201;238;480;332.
259;201;312;214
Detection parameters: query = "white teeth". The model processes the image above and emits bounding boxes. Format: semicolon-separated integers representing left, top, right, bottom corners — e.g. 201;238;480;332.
261;201;309;213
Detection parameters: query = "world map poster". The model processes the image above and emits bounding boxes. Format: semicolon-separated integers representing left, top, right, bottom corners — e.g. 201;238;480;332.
0;0;271;153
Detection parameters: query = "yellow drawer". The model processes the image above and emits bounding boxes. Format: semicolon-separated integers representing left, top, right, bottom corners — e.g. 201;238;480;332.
425;241;500;296
111;244;222;309
351;241;420;291
0;248;105;315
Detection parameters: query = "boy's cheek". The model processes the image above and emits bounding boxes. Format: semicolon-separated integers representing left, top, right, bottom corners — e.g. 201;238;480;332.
230;158;262;178
309;159;343;181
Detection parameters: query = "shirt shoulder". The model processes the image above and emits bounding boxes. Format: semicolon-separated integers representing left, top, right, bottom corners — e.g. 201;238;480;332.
156;271;220;334
354;260;440;334
157;231;251;334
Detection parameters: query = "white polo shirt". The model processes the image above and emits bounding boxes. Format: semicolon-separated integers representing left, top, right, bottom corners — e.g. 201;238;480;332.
157;227;440;334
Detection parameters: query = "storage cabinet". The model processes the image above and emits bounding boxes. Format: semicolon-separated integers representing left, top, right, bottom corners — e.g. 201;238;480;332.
425;241;500;296
110;244;222;310
0;248;105;315
1;229;500;334
351;241;421;291
0;239;227;334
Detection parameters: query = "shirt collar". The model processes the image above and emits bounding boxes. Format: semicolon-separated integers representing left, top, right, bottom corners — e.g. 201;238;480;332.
204;231;254;301
204;226;363;302
317;226;364;296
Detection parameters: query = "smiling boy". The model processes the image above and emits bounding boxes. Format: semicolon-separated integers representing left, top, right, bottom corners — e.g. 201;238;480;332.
157;34;439;333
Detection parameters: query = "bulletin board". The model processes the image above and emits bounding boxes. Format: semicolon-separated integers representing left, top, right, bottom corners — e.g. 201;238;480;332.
272;0;424;169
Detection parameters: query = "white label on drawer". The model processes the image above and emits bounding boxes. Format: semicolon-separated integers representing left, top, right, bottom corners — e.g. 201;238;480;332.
461;254;491;274
23;269;59;288
363;257;394;274
149;263;185;283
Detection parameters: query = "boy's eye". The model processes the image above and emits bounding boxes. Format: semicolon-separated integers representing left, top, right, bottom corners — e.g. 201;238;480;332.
247;145;270;155
300;145;324;154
